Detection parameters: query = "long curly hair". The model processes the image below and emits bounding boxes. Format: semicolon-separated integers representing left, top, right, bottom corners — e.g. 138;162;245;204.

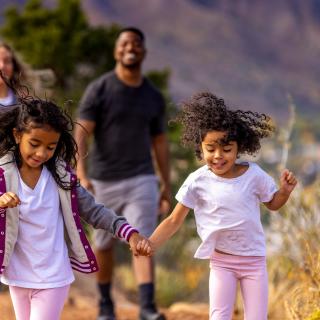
0;96;78;190
175;92;275;160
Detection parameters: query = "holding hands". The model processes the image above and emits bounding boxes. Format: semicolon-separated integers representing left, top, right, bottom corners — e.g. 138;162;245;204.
136;238;155;256
0;192;21;208
128;232;154;257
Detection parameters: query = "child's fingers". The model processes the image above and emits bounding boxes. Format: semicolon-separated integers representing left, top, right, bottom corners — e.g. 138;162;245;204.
135;239;153;256
137;239;149;255
144;242;154;256
136;240;145;252
284;171;297;185
146;246;153;256
281;169;290;179
131;245;139;256
0;192;21;208
282;170;297;185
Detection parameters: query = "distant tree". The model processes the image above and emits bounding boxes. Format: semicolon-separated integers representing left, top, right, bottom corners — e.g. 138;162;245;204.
1;0;197;192
1;0;119;89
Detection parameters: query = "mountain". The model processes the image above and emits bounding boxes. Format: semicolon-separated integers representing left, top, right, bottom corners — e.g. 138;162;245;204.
2;0;320;121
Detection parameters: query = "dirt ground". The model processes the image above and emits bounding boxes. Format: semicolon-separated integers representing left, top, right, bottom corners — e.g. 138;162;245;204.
0;272;209;320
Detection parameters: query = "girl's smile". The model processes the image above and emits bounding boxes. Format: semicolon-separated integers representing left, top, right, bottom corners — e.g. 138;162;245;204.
201;130;239;178
13;125;60;169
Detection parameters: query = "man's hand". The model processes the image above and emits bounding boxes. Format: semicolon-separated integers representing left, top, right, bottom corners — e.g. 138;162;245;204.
0;192;21;208
159;184;171;216
128;232;154;257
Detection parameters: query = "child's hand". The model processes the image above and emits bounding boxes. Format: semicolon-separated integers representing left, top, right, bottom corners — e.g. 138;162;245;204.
280;169;297;194
128;232;153;257
136;239;155;257
0;192;21;208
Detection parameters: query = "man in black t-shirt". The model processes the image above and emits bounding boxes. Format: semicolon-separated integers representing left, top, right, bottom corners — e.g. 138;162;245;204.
75;27;170;320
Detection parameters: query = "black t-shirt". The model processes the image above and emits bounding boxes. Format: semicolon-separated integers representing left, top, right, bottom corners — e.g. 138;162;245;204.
77;71;166;180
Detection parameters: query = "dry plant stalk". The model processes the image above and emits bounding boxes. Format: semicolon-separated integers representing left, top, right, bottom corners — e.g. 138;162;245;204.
267;97;320;318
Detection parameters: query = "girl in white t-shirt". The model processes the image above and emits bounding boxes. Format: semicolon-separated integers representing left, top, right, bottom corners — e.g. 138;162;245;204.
138;92;297;320
0;96;151;320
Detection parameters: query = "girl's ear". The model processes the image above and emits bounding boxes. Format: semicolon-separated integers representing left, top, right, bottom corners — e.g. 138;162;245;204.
12;128;21;144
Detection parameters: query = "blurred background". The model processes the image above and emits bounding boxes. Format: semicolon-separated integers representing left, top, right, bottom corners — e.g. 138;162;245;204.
1;1;320;319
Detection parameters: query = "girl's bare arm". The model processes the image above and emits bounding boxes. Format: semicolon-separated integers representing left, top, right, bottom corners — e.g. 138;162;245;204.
264;169;297;211
149;202;190;250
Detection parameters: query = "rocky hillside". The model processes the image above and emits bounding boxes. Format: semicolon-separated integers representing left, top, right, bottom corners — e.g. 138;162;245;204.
2;0;320;120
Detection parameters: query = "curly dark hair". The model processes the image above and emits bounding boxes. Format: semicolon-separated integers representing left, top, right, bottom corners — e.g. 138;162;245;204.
175;92;275;160
0;96;78;190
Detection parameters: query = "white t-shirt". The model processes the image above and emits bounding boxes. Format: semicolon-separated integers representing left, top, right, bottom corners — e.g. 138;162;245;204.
176;162;277;258
1;166;74;288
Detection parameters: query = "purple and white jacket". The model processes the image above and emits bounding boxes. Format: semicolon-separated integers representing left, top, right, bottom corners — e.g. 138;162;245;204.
0;154;138;275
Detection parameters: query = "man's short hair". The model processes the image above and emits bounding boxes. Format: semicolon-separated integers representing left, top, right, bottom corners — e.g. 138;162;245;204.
117;27;145;42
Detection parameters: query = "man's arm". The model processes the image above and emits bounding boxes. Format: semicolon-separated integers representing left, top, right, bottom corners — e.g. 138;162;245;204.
74;119;96;192
152;133;171;214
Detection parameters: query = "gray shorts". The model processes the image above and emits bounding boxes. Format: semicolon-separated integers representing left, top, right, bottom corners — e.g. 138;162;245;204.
91;174;159;250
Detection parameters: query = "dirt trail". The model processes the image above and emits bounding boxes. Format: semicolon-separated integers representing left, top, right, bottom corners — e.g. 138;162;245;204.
0;272;209;320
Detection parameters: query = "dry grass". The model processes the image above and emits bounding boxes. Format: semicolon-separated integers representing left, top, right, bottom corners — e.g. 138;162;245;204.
266;182;320;319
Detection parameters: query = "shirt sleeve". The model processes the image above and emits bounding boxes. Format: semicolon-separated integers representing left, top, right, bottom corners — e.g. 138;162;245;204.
175;173;197;209
76;185;138;242
255;166;278;203
77;81;101;122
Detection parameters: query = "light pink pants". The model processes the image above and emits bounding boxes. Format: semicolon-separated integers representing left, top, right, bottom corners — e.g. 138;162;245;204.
9;285;70;320
209;251;268;320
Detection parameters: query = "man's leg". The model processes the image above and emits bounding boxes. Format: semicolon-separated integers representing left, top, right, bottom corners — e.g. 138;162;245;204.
95;247;115;320
91;179;122;320
123;175;165;320
133;255;166;320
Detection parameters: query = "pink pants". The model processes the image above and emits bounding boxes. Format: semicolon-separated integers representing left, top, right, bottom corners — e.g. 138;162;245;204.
209;251;268;320
9;285;70;320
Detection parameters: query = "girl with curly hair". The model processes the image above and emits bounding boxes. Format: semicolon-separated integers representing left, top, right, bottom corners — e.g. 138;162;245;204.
137;92;297;320
0;95;151;320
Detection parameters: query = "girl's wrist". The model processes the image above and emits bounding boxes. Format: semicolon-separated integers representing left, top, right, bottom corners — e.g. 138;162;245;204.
127;229;139;243
117;222;139;242
149;239;159;251
278;188;291;196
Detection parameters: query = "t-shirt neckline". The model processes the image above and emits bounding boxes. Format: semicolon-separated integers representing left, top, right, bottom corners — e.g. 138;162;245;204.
112;71;145;90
